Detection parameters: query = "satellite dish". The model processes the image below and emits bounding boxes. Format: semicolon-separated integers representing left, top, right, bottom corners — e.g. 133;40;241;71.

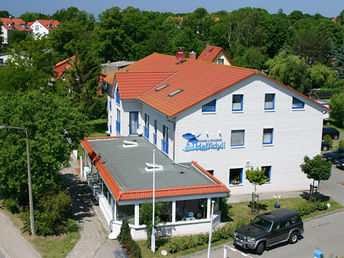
176;49;186;61
137;127;143;136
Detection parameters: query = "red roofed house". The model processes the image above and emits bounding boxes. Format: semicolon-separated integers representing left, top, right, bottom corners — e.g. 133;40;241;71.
197;44;235;65
82;48;330;239
0;17;32;44
30;19;59;39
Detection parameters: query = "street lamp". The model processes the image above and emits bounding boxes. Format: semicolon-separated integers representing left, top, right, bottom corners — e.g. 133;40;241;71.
207;200;215;258
151;149;156;253
0;125;35;235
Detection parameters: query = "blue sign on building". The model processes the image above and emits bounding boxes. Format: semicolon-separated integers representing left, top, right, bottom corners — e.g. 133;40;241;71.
183;133;225;152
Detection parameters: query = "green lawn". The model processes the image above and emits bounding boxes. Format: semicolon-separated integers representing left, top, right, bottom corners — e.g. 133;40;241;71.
29;232;80;258
87;118;108;137
137;197;343;257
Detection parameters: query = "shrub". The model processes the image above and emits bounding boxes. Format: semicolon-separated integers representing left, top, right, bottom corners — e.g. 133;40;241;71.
4;198;19;213
118;219;131;245
323;135;333;147
315;202;328;211
127;239;142;258
338;140;344;148
65;218;79;233
167;240;179;254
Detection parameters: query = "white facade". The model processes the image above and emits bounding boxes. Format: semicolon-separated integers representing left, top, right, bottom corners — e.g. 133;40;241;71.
1;26;8;44
30;21;50;39
107;74;326;196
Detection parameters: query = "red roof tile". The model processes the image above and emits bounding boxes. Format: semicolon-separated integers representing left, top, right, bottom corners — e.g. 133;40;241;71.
81;137;229;201
113;53;330;117
0;17;31;31
197;45;234;65
35;19;59;30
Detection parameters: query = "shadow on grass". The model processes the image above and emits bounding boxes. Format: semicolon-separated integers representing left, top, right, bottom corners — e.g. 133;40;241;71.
156;237;169;249
247;201;268;212
299;191;330;202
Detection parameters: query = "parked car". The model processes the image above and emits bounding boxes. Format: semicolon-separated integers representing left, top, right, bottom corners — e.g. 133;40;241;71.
322;127;340;140
233;208;303;255
335;158;344;170
323;148;344;163
321;141;330;151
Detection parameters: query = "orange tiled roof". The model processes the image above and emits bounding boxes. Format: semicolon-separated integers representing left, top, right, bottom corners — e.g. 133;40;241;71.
53;56;74;78
35;19;59;30
197;45;234;65
81;138;229;201
0;17;31;31
113;53;330;117
103;73;116;85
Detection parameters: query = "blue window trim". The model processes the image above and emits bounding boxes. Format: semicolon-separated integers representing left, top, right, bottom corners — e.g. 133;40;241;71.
262;166;271;182
109;100;112;111
262;128;274;145
144;113;149;139
230;130;245;147
292;97;305;109
264;93;275;110
229;168;243;185
116;109;120;135
162;125;169;155
129;111;139;135
202;99;216;113
232;94;243;111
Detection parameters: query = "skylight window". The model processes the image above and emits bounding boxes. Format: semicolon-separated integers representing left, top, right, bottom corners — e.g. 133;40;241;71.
145;163;164;172
123;140;138;148
168;89;183;97
155;84;169;92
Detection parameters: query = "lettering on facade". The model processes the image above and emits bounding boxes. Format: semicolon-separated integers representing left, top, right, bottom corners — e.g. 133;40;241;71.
182;133;225;152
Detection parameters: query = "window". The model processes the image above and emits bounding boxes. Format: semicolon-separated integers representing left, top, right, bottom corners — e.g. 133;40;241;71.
202;99;216;113
262;166;271;182
109;115;112;134
265;93;275;110
162;125;169;154
263;128;273;145
116;204;134;223
144;113;149;139
109;100;112;111
231;130;245;146
129;112;138;135
176;199;207;221
207;170;214;176
292;97;304;109
229;168;243;184
217;59;224;64
153;120;157;146
232;94;243;111
115;87;120;105
116;109;120;135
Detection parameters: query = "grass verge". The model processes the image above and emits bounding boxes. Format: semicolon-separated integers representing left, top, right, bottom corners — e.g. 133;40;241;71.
0;202;80;258
137;197;342;257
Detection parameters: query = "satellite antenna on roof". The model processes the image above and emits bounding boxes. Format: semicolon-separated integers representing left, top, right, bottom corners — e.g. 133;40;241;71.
176;48;186;63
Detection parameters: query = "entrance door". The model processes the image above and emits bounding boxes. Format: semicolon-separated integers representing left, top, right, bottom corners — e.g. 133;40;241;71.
129;112;138;135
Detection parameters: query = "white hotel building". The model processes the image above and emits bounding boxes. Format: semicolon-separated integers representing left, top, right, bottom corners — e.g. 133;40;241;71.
103;48;329;196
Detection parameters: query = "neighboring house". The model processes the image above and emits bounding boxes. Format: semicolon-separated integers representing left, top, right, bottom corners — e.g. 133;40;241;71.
54;57;107;95
0;53;11;66
81;136;229;239
104;50;329;197
29;19;59;39
197;45;234;65
0;17;31;44
101;61;135;75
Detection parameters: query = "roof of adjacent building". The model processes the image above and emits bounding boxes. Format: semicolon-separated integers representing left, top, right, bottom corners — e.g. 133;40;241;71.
197;45;234;65
53;56;74;78
81;136;229;201
33;19;59;30
105;52;330;117
0;17;31;31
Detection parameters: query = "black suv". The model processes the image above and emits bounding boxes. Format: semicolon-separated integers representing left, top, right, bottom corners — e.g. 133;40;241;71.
322;127;340;140
233;208;303;255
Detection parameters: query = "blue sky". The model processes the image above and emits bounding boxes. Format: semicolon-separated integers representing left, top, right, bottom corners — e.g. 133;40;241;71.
2;0;343;18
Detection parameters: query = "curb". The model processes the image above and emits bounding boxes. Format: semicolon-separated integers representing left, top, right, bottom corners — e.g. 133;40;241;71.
303;208;344;222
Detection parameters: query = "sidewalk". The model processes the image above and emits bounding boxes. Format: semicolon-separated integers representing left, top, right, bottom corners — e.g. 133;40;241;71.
0;211;40;258
61;155;120;258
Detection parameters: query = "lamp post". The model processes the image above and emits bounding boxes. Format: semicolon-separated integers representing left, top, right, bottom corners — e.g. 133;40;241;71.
207;200;215;258
0;126;35;235
151;149;156;253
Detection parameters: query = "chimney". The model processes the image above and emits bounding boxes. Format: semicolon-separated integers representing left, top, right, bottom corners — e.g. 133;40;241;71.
107;60;111;64
189;51;196;60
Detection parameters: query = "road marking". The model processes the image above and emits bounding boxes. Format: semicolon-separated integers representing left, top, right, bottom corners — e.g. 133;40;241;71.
224;245;253;258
